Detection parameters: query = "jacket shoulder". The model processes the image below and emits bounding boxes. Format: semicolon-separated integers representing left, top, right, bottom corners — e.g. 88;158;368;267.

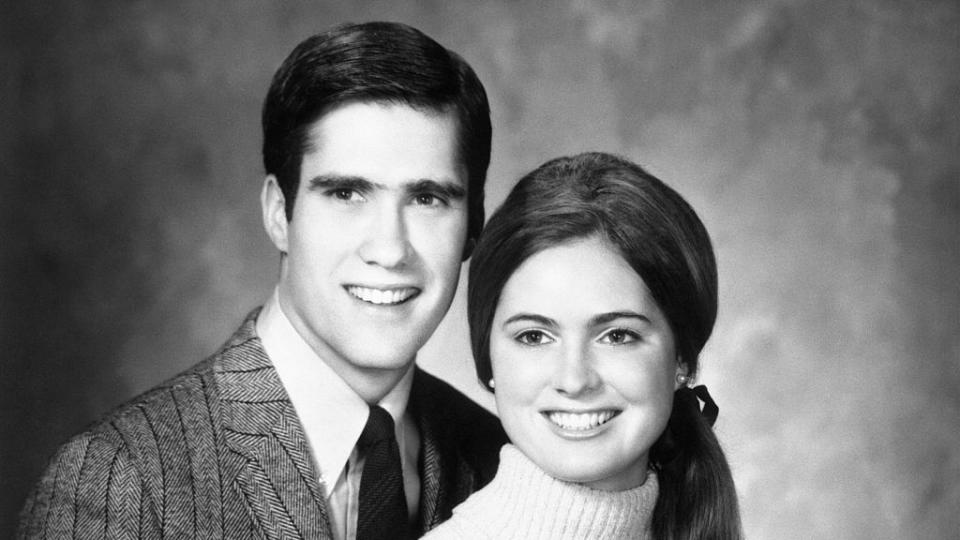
83;307;262;446
17;359;219;538
92;356;219;437
19;313;263;539
18;332;254;539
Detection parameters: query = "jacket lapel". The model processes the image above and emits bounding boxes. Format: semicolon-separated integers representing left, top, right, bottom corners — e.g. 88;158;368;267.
216;314;333;540
411;368;477;533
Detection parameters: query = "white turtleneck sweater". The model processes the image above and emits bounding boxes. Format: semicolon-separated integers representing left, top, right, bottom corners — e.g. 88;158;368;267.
422;444;658;540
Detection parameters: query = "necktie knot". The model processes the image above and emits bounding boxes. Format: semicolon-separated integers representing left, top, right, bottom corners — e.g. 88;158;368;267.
358;405;395;449
356;404;410;539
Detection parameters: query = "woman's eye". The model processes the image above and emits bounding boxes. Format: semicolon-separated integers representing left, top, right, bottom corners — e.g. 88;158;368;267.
600;328;639;345
516;330;553;346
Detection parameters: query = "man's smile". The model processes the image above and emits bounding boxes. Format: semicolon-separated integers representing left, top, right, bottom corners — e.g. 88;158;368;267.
345;285;421;305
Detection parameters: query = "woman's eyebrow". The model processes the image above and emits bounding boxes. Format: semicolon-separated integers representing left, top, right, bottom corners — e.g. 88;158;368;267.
589;311;651;326
501;313;557;328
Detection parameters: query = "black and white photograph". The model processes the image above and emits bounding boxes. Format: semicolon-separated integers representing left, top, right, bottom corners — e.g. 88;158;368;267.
2;2;957;538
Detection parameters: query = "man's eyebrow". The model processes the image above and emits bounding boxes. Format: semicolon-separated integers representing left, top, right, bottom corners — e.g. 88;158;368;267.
501;313;558;328
307;174;379;192
589;311;652;326
406;179;466;200
306;175;465;200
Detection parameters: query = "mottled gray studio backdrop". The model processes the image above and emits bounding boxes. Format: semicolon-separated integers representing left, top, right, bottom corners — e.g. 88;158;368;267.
1;1;957;538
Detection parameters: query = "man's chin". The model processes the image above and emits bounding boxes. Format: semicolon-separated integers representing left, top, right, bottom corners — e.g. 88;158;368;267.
331;340;420;371
330;352;418;402
352;355;417;373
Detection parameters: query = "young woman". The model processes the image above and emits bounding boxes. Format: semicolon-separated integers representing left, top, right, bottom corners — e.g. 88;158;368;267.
425;152;742;539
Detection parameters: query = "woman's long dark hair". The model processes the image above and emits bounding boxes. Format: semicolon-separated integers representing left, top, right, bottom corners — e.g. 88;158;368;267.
468;152;742;539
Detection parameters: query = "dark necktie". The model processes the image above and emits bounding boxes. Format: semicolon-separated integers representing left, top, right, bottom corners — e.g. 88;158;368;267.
356;405;410;540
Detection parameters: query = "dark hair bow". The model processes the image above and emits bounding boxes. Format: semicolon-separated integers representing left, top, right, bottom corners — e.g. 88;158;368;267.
693;384;720;427
682;385;719;427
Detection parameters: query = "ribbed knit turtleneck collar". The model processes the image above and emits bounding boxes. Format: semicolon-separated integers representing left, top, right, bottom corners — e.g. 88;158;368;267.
427;443;657;539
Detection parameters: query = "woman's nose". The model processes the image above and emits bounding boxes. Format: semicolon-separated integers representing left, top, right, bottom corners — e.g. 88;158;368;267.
552;344;600;397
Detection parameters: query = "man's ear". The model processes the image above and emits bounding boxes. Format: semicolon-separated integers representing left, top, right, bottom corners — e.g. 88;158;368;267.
261;175;289;253
461;236;476;262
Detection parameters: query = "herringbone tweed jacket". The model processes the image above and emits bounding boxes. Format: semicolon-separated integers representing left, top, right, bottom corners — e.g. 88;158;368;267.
18;310;507;539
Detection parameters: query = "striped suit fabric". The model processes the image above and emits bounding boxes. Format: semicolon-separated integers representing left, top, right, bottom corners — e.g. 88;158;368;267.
17;310;507;539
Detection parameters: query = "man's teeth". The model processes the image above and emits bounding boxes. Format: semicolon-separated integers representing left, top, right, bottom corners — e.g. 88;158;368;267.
347;286;418;305
546;410;617;431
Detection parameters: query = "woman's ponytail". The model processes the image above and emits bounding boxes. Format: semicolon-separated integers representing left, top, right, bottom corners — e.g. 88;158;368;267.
650;386;742;540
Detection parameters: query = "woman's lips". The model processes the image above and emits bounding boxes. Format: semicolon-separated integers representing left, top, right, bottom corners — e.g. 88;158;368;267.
542;409;621;431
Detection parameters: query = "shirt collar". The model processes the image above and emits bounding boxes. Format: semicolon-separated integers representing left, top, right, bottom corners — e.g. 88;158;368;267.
256;288;415;487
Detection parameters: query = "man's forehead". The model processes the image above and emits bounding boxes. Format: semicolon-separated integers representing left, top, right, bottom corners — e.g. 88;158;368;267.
305;99;457;137
298;101;465;189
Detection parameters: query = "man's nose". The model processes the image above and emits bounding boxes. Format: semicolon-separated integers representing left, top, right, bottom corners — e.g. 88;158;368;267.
358;204;412;269
552;344;600;397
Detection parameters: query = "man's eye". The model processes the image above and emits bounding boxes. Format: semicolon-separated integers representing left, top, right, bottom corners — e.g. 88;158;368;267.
516;330;553;346
414;193;444;206
327;188;364;202
599;328;639;345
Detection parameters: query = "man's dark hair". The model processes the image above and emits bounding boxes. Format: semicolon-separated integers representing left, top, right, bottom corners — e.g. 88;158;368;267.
262;21;491;255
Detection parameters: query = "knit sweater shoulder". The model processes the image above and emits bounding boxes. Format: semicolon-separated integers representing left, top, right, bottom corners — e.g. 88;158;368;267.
422;444;658;540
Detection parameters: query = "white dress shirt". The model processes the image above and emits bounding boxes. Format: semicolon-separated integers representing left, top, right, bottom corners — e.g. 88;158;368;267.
256;290;421;540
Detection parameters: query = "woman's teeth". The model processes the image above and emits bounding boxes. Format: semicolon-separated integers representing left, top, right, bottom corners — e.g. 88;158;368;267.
546;410;618;431
347;286;418;305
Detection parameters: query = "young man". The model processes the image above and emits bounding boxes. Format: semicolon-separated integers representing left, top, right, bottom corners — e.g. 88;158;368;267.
18;22;506;540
